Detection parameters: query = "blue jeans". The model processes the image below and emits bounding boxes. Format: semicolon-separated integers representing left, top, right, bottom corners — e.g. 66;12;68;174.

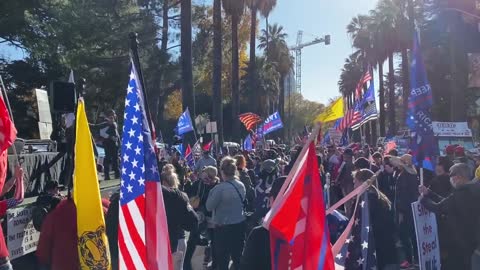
472;250;480;270
0;261;12;270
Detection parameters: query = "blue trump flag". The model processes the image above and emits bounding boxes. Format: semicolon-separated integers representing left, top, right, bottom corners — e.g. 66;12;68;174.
243;134;253;152
263;111;284;135
407;31;438;171
176;108;194;136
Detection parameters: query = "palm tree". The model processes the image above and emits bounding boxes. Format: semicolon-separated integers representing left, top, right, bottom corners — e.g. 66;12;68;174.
259;23;293;137
338;53;363;109
371;0;400;135
246;0;277;114
256;56;280;116
223;0;246;139
258;0;277;57
212;0;224;145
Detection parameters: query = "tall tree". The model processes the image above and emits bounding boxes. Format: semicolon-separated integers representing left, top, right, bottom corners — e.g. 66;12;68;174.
246;0;277;114
259;24;292;138
181;0;194;117
212;0;224;144
373;0;399;135
223;0;246;139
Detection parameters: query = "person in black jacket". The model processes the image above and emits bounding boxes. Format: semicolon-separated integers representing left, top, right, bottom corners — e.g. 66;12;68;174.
235;155;255;212
420;163;480;270
390;154;419;268
423;157;454;269
377;156;396;203
106;191;120;270
240;176;286;270
100;110;120;180
354;169;399;269
184;166;218;270
161;172;198;269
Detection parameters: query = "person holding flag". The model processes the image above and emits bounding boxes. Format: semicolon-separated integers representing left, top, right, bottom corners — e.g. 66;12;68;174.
263;127;335;270
0;93;24;270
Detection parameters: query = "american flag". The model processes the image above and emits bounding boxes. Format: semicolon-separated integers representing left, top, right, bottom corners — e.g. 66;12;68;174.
338;104;362;132
119;61;173;270
355;71;373;100
335;193;377;270
239;112;262;131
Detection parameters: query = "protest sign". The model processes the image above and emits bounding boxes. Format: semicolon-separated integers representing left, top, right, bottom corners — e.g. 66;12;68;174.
412;202;441;270
7;206;40;260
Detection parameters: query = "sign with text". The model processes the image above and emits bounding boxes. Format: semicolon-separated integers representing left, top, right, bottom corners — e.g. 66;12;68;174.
263;111;283;135
328;128;342;144
412;202;441;270
432;122;472;137
7;206;40;260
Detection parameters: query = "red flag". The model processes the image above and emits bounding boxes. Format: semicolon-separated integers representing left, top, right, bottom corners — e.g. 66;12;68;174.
0;96;16;153
202;141;213;151
0;96;17;191
264;143;334;270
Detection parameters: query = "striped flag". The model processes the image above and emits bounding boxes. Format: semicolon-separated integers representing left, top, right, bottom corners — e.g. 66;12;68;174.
338;104;362;132
239;112;262;131
119;60;173;270
352;80;378;131
335;193;377;269
355;70;372;100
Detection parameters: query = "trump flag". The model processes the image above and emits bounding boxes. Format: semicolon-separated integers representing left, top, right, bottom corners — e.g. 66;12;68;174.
263;111;284;135
264;142;334;270
407;31;438;170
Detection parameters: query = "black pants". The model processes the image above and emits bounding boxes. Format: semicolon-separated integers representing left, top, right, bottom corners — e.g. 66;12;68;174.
104;140;119;179
213;222;246;270
399;216;418;264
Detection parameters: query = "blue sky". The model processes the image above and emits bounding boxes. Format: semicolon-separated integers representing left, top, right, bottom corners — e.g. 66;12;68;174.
1;0;379;105
264;0;379;104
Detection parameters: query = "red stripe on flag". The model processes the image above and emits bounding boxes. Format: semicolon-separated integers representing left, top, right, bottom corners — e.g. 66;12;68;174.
119;225;137;270
145;182;159;270
122;203;147;266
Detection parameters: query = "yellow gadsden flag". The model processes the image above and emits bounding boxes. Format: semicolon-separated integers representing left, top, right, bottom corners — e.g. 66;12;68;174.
315;97;344;123
73;99;111;269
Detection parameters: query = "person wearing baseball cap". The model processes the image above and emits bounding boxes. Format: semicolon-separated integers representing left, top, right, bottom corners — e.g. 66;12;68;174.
420;163;480;270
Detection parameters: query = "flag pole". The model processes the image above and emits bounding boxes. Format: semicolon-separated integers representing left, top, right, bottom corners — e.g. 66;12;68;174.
0;75;20;166
129;32;156;142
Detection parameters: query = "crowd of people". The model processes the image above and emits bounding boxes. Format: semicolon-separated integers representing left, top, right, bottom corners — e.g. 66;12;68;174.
2;135;478;270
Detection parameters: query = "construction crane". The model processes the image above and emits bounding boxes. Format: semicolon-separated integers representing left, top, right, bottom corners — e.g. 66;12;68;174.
289;31;331;94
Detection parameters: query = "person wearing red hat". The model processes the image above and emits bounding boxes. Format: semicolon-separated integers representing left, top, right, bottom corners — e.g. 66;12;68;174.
445;145;457;162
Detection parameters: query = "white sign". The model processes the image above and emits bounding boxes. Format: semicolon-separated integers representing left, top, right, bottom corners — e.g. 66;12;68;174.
7;206;40;260
206;122;217;134
412;202;441;270
328;128;342;144
432;121;472;137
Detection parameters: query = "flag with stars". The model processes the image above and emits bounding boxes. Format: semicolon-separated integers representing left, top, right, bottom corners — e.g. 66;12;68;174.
407;31;437;171
335;193;377;270
264;142;335;270
118;60;173;270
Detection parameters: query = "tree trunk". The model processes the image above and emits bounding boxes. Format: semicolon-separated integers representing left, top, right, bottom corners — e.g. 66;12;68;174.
231;13;241;139
249;5;257;114
401;48;409;130
279;73;285;139
388;53;396;135
181;0;194;114
379;61;386;136
152;0;171;129
265;16;269;58
212;0;223;145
